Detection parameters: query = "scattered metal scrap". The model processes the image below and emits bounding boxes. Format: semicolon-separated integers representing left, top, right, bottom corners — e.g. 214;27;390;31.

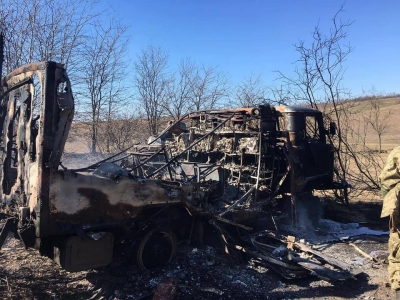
247;230;361;281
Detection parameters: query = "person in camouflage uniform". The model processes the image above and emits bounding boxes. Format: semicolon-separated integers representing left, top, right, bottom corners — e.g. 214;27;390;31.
380;146;400;298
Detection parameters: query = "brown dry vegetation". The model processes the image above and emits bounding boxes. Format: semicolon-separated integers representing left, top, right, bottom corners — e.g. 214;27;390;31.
345;97;400;150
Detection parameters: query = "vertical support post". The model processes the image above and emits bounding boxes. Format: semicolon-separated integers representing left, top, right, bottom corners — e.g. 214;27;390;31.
36;62;56;237
0;31;3;82
255;132;263;200
164;147;173;180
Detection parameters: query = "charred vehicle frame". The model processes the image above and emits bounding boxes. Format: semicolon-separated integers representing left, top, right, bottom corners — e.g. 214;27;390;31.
145;103;341;222
0;62;357;283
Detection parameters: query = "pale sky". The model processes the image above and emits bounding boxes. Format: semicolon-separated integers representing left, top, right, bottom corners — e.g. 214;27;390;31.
99;0;400;97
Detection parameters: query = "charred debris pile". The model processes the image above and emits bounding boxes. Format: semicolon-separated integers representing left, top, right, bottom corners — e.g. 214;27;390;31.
0;61;360;282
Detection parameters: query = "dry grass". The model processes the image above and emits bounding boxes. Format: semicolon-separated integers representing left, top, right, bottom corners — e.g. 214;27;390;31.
346;97;400;151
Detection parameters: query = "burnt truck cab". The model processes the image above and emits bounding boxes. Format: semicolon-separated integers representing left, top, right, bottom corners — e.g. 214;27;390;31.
277;106;336;193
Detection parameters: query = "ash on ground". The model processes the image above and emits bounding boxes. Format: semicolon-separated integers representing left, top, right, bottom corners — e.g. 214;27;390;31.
0;215;392;300
280;219;389;245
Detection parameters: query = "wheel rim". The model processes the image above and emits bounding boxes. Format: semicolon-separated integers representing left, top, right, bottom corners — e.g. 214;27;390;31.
137;229;176;270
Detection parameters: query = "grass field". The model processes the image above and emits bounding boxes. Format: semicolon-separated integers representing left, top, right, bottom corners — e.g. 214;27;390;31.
347;97;400;150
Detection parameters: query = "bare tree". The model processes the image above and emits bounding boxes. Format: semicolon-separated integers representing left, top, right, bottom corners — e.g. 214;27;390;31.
333;97;384;193
187;64;229;111
269;85;293;106
162;58;194;120
77;19;129;153
134;45;169;136
365;97;390;153
235;74;269;107
162;59;230;120
277;5;357;202
0;0;98;76
96;112;139;153
277;6;388;198
0;0;138;154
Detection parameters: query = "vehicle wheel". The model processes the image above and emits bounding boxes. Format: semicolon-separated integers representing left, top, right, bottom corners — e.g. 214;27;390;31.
135;227;177;270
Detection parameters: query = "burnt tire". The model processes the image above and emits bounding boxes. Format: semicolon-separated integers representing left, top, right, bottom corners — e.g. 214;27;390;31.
133;227;177;270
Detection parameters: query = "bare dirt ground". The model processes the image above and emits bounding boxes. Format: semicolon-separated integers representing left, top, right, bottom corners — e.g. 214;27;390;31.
0;198;392;300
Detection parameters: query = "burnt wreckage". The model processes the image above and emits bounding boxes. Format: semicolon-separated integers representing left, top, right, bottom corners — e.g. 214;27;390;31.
148;104;340;209
0;62;358;282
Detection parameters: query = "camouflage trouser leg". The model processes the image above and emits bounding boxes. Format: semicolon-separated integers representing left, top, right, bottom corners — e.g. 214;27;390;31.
389;231;400;290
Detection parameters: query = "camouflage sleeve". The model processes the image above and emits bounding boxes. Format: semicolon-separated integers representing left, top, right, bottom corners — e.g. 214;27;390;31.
380;146;400;217
382;185;400;217
379;146;400;192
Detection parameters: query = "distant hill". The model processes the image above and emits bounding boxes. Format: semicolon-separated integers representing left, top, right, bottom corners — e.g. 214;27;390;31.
343;96;400;151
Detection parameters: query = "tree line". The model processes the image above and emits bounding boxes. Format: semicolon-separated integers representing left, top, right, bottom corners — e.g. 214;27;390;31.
0;0;284;153
0;0;395;199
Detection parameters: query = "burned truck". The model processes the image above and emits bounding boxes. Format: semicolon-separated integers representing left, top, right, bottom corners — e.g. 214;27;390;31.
148;104;340;222
0;61;199;271
0;62;357;282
